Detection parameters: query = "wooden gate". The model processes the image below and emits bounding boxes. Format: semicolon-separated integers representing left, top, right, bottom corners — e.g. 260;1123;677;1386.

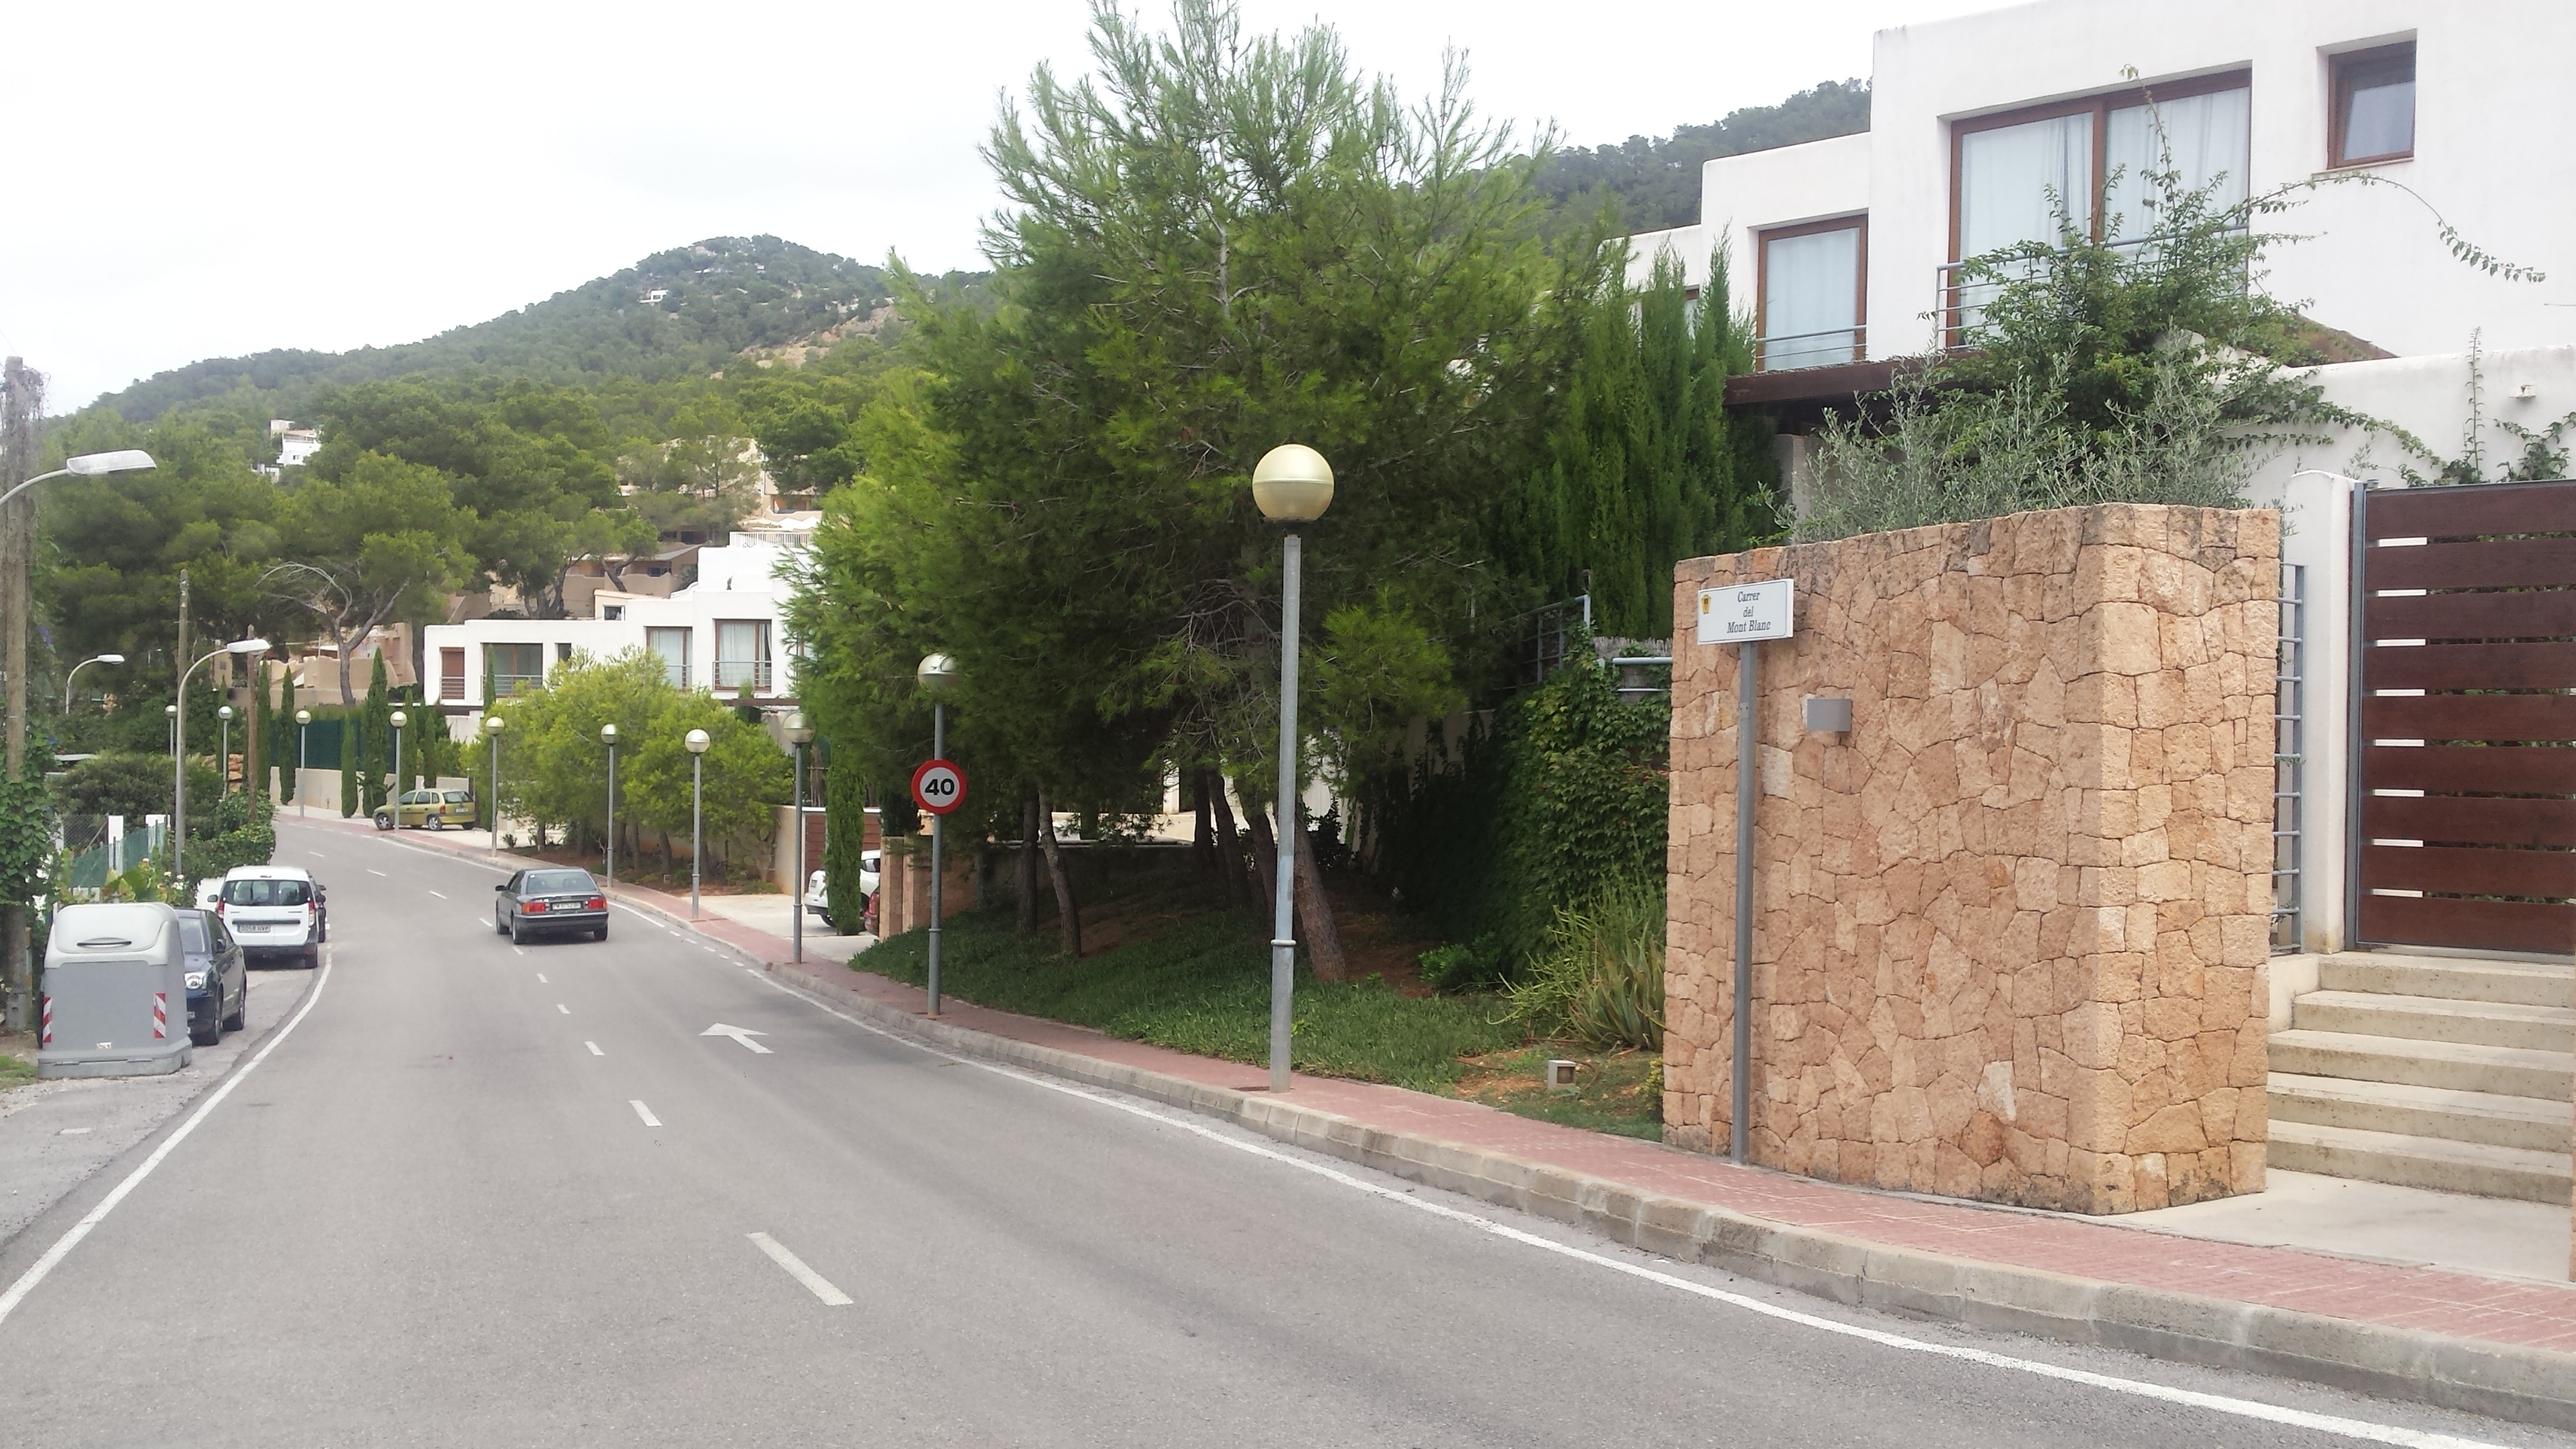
2356;479;2576;956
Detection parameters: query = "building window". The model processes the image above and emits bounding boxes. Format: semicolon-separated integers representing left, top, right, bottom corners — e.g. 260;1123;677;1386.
2330;43;2415;168
555;642;574;664
485;643;545;699
715;620;772;692
440;648;465;702
601;604;625;621
1757;218;1866;371
646;627;693;689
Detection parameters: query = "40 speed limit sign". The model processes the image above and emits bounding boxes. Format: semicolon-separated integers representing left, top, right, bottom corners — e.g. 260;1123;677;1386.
911;758;968;816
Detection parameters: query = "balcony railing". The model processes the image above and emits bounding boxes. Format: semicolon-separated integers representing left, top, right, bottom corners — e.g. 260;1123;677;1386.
713;659;773;692
660;661;691;690
1754;324;1866;373
489;673;545;699
1935;230;2242;345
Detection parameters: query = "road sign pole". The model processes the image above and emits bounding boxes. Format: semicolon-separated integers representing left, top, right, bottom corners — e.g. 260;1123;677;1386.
1732;638;1758;1166
927;702;944;1016
790;738;804;964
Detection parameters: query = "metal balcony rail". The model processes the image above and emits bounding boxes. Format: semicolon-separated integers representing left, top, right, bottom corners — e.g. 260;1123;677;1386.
1934;228;2245;346
713;658;773;692
489;672;545;699
1754;324;1867;373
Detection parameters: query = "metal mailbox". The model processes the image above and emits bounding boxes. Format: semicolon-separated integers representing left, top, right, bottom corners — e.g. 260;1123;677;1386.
39;902;192;1079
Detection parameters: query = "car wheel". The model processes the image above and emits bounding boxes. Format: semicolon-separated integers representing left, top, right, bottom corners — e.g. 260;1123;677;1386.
223;982;245;1032
508;919;525;947
190;1016;219;1047
593;923;608;942
494;909;508;937
373;811;392;831
301;945;320;969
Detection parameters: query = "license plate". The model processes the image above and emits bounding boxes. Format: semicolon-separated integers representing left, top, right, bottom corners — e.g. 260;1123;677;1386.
234;923;271;933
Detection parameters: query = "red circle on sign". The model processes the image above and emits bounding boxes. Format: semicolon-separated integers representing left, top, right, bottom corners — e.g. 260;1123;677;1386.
911;758;968;815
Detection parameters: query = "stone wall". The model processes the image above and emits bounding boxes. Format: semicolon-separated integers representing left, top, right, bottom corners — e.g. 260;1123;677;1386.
1665;504;2278;1215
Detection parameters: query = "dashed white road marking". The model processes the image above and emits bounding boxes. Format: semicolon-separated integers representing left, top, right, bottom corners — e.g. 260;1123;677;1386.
427;889;446;900
537;973;548;984
747;1233;852;1306
738;968;2510;1449
367;869;388;878
556;1003;569;1015
56;1128;91;1136
630;1100;661;1128
585;1042;603;1056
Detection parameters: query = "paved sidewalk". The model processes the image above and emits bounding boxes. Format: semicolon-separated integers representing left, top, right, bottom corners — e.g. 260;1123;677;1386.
361;817;2576;1426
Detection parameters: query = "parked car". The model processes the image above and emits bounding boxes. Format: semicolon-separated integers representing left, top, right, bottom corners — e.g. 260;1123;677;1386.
216;866;323;968
376;787;476;832
802;851;881;927
177;908;247;1046
495;867;608;945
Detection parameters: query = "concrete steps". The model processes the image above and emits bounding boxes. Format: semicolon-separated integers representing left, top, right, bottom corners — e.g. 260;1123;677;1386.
2267;951;2574;1203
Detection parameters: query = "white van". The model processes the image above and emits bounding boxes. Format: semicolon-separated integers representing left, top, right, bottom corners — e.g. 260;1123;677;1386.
217;865;324;968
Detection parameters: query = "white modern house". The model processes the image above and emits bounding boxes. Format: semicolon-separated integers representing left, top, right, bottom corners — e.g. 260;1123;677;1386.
422;534;805;728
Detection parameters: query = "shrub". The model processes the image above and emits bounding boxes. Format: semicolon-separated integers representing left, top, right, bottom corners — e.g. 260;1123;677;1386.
1506;877;1666;1051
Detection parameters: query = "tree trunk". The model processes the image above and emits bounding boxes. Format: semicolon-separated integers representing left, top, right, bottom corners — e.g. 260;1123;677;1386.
1207;777;1247;907
1241;793;1279;923
1189;769;1214;873
1036;790;1080;958
1288;804;1349;982
1016;796;1040;935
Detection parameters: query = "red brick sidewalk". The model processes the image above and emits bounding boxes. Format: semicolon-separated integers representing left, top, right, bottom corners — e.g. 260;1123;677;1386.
350;816;2576;1361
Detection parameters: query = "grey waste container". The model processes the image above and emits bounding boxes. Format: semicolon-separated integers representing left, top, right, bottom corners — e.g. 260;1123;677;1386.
39;902;193;1079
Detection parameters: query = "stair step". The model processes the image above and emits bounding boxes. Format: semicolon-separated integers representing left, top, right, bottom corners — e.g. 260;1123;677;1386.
2290;990;2576;1053
2267;1072;2572;1154
2266;1120;2572;1205
2267;1029;2574;1100
2320;952;2575;1009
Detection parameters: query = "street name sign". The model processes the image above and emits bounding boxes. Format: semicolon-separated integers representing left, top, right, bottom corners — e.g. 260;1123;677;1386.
912;758;968;815
1696;578;1795;644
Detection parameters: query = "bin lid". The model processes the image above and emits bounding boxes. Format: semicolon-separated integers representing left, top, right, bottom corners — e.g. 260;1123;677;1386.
48;903;178;957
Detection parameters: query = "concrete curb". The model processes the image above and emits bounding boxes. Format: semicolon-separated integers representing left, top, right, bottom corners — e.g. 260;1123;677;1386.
504;864;2576;1432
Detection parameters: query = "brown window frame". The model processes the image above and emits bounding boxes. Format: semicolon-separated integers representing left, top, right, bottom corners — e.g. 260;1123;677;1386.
1947;68;2252;263
1754;215;1869;370
2327;42;2415;170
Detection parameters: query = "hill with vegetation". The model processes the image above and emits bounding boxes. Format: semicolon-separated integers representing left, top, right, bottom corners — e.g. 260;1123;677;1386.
1535;80;1871;235
96;237;894;422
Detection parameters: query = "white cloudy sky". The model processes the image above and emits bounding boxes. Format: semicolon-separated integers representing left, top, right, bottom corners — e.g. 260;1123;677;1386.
2;0;1996;409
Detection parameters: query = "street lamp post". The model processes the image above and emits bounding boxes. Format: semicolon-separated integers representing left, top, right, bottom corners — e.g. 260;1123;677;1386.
171;637;271;884
686;728;710;918
483;713;505;856
294;709;311;818
916;653;960;1015
62;653;125;711
1251;444;1333;1094
388;709;407;818
784;711;814;964
218;705;234;797
600;723;619;892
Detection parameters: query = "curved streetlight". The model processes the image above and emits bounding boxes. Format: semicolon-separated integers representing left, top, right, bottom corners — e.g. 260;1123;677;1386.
295;709;312;818
171;636;270;882
481;712;506;856
686;727;711;919
63;653;125;712
0;448;155;512
784;710;814;964
600;722;620;892
217;705;235;797
917;652;960;1014
1251;442;1332;1093
388;709;407;819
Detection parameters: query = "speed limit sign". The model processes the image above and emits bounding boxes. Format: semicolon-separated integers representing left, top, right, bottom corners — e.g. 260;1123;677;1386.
911;758;968;815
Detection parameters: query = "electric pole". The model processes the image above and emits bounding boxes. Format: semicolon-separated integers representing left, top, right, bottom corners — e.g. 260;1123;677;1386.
2;358;41;1032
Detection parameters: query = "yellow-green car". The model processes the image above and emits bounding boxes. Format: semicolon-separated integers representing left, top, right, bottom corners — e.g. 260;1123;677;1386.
375;788;477;831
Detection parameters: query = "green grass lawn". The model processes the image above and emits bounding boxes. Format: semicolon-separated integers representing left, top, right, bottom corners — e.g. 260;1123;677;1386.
1451;1045;1663;1140
0;1050;35;1092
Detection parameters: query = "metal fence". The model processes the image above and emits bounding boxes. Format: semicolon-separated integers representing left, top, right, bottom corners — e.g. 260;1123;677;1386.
2271;562;2306;954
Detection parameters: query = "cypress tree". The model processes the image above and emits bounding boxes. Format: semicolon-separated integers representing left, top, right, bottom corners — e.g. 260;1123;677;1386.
361;653;394;814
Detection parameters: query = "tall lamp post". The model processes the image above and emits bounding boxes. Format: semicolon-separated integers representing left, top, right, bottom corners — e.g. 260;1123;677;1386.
62;653;124;711
218;705;234;796
917;653;960;1015
294;709;311;818
483;712;505;856
600;722;619;891
172;636;271;884
1251;443;1332;1093
784;711;814;964
686;728;710;918
388;709;407;817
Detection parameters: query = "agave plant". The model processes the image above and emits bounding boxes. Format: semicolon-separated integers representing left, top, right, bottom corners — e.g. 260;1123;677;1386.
1508;877;1665;1051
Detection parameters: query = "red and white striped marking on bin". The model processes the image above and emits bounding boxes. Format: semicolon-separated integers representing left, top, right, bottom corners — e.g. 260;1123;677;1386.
152;992;167;1040
39;994;50;1047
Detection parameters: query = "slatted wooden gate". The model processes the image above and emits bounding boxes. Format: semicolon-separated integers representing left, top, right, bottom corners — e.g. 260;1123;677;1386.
2355;478;2576;956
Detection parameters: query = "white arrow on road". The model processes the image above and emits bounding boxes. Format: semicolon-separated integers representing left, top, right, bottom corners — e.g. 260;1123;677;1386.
702;1024;773;1054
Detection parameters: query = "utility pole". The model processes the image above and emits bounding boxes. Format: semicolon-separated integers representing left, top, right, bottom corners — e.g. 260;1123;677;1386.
0;358;37;1032
173;570;189;886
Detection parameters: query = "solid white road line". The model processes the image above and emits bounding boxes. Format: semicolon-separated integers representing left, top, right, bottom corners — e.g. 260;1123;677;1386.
585;1042;603;1056
740;968;2509;1449
747;1233;852;1306
0;953;335;1329
556;1004;570;1015
630;1100;661;1128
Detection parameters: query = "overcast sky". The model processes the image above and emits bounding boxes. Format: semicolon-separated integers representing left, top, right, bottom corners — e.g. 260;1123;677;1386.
3;0;1998;410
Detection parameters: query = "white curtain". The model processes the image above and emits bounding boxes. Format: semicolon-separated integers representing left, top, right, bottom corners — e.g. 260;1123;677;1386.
1958;110;2093;258
646;627;691;688
2105;86;2250;242
1762;227;1861;369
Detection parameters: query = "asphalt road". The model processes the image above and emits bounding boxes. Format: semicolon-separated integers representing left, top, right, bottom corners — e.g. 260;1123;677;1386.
1;816;2569;1448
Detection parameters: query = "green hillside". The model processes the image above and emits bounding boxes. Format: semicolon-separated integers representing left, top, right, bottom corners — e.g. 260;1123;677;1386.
1536;80;1871;236
99;236;892;422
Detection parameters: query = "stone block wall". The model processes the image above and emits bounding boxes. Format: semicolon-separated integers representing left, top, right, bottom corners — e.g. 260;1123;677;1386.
1666;504;2278;1215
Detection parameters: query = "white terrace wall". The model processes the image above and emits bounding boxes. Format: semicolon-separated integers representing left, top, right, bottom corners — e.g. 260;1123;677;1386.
1666;504;2279;1214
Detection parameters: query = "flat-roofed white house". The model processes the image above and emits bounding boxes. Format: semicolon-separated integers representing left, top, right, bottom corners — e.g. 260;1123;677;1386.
421;534;804;728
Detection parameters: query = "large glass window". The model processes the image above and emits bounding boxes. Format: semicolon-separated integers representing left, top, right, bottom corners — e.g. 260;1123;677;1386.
1953;73;2250;260
1958;110;2094;258
1758;221;1865;371
646;627;692;689
2331;43;2414;167
715;620;772;691
485;642;545;698
2104;85;2250;242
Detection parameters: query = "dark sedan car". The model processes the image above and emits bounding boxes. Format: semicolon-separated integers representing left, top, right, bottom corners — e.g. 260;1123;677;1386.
495;868;609;944
178;908;247;1046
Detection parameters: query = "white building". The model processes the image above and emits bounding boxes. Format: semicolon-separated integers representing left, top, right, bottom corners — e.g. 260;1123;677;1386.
421;534;805;728
270;419;322;470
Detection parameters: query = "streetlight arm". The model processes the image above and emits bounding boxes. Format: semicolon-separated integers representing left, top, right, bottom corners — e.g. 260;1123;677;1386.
0;468;73;512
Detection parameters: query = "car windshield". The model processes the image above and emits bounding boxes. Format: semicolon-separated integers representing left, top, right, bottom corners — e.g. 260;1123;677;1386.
178;915;210;952
525;871;595;894
223;878;311;907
